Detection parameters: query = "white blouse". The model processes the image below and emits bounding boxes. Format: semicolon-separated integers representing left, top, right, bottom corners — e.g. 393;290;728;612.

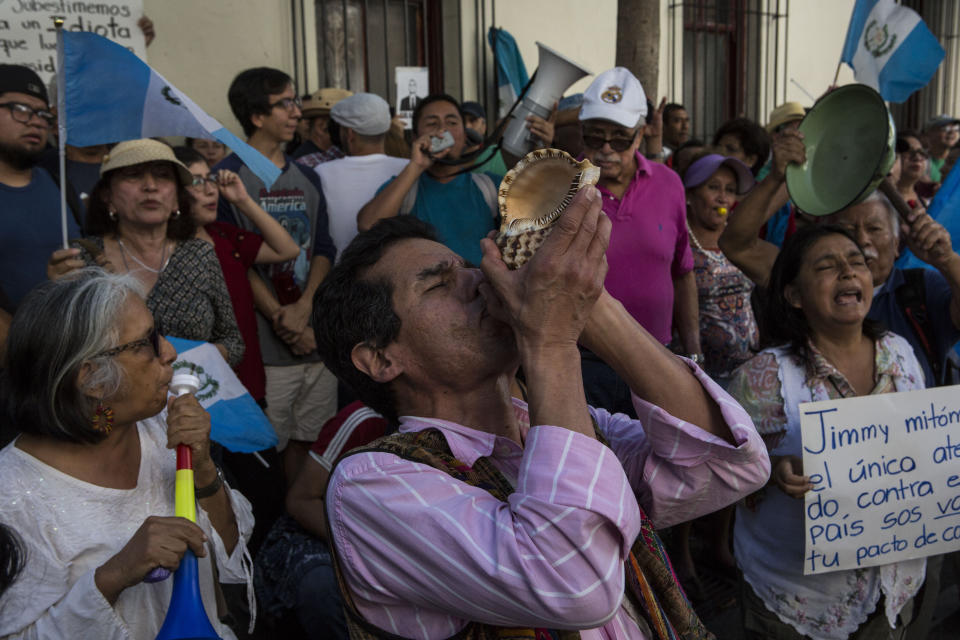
0;413;255;639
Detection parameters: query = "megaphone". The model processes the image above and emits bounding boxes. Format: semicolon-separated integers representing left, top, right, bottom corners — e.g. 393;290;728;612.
500;42;591;157
786;83;898;216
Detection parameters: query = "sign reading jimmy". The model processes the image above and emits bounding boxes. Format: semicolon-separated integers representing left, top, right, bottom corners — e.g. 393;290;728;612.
0;0;147;86
395;66;427;129
800;384;960;575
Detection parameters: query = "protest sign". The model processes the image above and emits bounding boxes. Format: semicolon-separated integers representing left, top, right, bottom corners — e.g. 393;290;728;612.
395;66;427;130
0;0;146;87
800;384;960;575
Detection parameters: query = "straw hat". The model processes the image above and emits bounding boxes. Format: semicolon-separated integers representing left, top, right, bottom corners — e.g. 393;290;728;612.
100;139;193;185
302;88;353;118
766;102;806;133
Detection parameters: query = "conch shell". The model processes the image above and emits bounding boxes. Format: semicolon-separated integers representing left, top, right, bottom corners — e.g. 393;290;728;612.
495;148;600;269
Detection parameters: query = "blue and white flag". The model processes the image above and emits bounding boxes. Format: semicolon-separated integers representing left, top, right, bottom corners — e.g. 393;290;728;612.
166;337;278;453
841;0;944;103
59;31;280;188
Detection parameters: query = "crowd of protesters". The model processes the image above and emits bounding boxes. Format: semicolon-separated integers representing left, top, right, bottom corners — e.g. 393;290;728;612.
0;37;959;640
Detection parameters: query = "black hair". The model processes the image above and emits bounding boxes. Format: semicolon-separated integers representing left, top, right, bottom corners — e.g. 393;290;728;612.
173;145;205;167
312;217;439;423
412;94;462;136
663;103;686;122
762;224;885;368
0;524;24;598
84;164;196;241
227;67;294;138
895;129;924;154
712;117;770;175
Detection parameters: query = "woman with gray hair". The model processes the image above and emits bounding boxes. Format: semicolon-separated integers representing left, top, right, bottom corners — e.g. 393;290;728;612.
0;268;254;639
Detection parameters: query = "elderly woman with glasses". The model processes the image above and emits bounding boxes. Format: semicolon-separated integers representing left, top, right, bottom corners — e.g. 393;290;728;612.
48;139;244;367
0;268;254;639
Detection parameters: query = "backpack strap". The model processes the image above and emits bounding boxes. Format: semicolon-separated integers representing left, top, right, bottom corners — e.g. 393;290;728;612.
471;173;499;218
895;268;941;384
398;176;419;215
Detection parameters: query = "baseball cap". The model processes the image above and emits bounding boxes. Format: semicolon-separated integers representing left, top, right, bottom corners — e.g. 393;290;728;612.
330;93;392;136
682;154;755;195
100;139;193;185
302;88;353;118
579;67;647;129
924;114;960;131
461;101;486;120
766;102;805;133
0;65;48;104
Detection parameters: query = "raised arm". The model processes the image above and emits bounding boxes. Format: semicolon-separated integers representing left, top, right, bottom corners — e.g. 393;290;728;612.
719;129;805;288
357;134;435;231
214;169;299;264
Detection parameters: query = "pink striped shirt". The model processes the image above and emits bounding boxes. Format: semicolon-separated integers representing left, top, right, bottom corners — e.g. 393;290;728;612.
327;361;770;639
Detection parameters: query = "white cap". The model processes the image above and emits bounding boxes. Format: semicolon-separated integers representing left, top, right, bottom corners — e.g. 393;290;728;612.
579;67;647;129
330;93;392;136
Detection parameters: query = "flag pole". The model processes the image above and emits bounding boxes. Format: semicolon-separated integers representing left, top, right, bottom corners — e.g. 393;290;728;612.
832;60;842;88
54;17;68;249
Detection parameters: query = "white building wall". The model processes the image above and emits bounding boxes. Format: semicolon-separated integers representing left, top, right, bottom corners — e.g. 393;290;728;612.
144;0;302;138
459;0;618;103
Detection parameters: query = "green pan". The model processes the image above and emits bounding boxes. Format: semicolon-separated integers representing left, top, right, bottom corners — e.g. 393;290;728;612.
786;83;896;216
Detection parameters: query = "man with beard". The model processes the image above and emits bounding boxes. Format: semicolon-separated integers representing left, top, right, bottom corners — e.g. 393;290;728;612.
0;65;80;310
577;67;700;417
358;94;553;267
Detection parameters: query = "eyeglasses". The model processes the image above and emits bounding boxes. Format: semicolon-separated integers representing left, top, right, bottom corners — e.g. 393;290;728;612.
269;96;302;112
943;125;960;133
189;174;219;189
581;132;637;152
95;324;162;359
902;148;929;159
0;102;55;126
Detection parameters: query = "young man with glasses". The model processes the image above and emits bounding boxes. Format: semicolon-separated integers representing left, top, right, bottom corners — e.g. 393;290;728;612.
216;67;338;483
577;67;700;417
0;64;81;317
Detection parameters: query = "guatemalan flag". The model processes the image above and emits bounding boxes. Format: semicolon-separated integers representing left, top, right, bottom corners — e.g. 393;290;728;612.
57;31;280;188
166;337;278;454
841;0;944;103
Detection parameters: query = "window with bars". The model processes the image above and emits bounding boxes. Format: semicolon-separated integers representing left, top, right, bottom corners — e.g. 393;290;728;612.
669;0;787;141
315;0;426;106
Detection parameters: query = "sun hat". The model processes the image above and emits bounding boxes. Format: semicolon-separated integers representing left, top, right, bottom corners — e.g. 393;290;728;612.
766;102;806;133
100;139;193;185
579;67;647;129
302;88;354;118
683;153;756;194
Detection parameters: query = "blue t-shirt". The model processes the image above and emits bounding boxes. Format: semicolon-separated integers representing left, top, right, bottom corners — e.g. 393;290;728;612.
868;267;960;387
378;172;499;266
0;167;80;309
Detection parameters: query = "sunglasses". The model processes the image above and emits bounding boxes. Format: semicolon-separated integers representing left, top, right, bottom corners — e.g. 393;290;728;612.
95;324;162;359
581;132;637;152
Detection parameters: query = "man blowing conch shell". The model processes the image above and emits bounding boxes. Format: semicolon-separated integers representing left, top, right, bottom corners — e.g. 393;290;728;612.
311;182;771;639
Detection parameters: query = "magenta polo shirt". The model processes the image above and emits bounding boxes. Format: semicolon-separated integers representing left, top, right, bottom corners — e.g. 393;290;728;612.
594;151;692;344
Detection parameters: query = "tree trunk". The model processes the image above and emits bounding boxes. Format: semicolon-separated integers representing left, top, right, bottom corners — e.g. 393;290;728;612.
616;0;660;99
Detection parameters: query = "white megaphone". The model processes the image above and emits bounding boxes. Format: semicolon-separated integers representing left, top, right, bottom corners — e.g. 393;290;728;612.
500;42;591;157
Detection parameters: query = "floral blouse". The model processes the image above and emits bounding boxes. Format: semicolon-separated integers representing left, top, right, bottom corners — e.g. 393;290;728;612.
691;246;759;380
727;333;926;639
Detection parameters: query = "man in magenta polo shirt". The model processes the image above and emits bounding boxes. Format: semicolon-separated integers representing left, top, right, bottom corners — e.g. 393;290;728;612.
577;67;701;416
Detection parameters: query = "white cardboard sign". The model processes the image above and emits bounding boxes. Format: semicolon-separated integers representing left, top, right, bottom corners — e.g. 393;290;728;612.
0;0;146;87
800;384;960;575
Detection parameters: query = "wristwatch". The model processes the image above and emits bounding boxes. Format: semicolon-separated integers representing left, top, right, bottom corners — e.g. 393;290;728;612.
645;149;667;161
687;353;705;365
195;465;224;499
